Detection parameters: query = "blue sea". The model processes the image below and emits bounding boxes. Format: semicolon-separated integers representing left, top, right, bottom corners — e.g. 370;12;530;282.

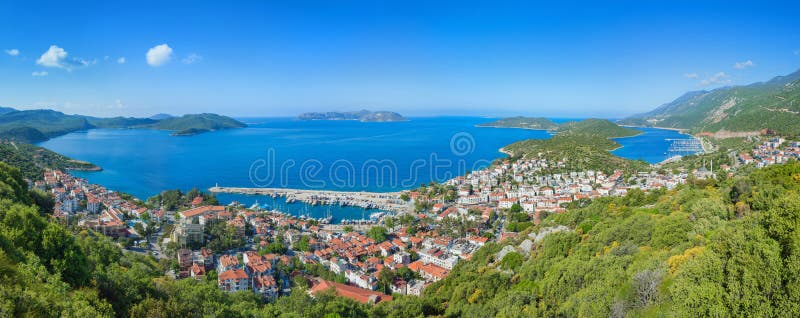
38;117;696;222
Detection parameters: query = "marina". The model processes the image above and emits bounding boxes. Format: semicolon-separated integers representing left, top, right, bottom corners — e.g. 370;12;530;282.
209;186;413;214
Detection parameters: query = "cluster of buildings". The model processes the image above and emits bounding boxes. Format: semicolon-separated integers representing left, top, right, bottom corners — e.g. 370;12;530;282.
36;169;163;238
739;137;800;168
419;157;690;224
38;148;717;305
171;202;481;299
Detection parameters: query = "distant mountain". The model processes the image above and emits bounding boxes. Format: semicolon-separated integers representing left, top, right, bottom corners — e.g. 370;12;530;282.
298;110;407;122
0;109;94;142
148;113;247;135
557;118;641;138
477;116;559;130
620;68;800;136
0;107;17;115
0;109;245;142
149;113;174;120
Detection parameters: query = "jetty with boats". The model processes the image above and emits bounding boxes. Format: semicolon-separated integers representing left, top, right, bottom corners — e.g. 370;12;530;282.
208;186;413;214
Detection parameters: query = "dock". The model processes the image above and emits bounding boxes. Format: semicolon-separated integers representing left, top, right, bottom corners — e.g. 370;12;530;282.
208;186;413;213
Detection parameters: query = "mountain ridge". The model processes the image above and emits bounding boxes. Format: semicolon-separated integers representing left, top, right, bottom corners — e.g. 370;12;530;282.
620;68;800;136
0;109;246;142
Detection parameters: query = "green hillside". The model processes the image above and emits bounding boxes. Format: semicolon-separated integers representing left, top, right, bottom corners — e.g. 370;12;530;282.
477;117;559;130
621;69;800;135
557;118;641;138
503;134;648;175
0;141;99;181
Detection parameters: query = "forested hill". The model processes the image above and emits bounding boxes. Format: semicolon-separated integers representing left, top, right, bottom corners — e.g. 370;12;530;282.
620;68;800;135
147;113;247;135
0;109;245;142
394;162;800;317
556;118;640;138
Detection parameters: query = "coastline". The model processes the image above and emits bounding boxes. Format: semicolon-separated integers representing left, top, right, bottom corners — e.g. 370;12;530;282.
620;124;688;134
475;124;555;132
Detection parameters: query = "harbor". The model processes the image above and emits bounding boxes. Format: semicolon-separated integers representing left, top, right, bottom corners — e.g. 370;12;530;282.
209;186;414;214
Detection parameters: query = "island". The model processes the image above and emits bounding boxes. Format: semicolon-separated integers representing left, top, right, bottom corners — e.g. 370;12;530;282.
297;110;407;122
477;116;559;130
0;109;246;142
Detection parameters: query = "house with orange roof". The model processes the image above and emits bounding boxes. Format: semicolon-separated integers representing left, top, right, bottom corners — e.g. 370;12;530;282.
218;269;250;292
310;279;392;304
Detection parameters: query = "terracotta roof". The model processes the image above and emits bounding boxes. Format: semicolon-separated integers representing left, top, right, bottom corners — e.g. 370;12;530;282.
218;269;249;281
310;279;392;304
180;205;225;218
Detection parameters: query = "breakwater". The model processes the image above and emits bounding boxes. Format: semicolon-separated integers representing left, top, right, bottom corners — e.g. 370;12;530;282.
208;186;413;213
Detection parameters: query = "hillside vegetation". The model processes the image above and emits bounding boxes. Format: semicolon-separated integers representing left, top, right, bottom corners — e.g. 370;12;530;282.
621;69;800;135
500;119;647;174
556;118;640;138
0;141;100;181
503;135;649;175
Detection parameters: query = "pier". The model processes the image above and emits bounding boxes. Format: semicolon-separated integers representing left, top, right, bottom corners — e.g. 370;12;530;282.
208;186;413;213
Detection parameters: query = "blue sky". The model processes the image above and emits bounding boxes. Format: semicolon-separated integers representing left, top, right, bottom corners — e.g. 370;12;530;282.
1;1;799;118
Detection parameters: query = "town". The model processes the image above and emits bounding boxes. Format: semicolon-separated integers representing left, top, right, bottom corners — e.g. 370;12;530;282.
36;136;794;306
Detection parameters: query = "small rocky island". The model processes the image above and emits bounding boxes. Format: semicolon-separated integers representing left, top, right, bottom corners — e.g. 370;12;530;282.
298;110;407;122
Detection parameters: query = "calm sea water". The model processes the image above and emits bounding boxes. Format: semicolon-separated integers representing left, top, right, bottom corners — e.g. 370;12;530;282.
38;117;696;222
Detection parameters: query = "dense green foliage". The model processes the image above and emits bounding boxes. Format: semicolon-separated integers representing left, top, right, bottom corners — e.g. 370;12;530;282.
0;141;99;181
477;117;559;130
621;69;800;135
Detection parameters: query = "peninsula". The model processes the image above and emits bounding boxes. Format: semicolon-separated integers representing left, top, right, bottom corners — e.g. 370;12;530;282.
298;110;407;122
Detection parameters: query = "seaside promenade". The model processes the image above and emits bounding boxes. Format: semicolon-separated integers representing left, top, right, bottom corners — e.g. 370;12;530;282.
208;186;413;213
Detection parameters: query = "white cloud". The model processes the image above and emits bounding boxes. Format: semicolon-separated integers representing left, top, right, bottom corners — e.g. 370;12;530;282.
37;45;67;67
32;71;48;77
146;44;173;67
733;60;755;69
36;45;91;70
5;49;19;56
112;99;125;109
700;72;731;86
117;57;126;64
182;53;202;64
683;73;698;79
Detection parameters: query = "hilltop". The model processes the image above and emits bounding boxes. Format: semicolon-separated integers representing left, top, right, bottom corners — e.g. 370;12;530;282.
621;68;800;136
477;116;559;130
298;110;407;122
0;109;246;142
556;118;641;138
